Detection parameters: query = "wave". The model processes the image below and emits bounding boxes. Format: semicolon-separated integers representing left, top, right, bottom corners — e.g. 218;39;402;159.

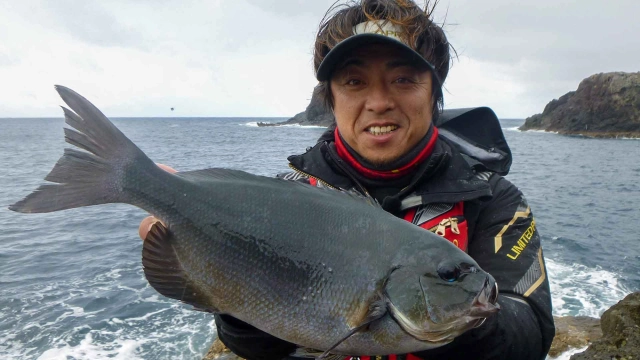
502;126;522;132
503;126;562;135
547;346;588;360
37;332;145;360
241;122;327;129
546;258;632;318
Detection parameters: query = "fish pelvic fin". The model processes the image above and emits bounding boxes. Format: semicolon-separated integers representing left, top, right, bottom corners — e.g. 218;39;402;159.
9;85;157;213
292;348;343;360
142;221;217;312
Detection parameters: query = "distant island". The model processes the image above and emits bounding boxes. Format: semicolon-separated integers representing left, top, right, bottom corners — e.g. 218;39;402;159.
258;87;334;128
519;72;640;138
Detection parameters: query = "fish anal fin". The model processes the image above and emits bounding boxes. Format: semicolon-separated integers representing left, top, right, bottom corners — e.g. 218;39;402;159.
142;222;218;312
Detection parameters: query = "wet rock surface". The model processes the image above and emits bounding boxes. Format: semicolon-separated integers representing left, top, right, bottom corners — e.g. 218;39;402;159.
202;338;244;360
549;316;602;358
570;291;640;359
520;72;640;138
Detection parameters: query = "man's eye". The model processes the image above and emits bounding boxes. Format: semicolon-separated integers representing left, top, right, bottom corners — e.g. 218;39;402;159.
394;77;414;84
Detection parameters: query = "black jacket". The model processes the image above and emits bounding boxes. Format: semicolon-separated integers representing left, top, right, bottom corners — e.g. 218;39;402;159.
216;109;555;360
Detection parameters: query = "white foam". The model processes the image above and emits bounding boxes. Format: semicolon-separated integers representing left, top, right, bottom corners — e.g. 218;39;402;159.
525;129;559;134
278;123;327;129
503;126;522;132
54;304;88;322
123;308;169;322
37;332;145;360
241;122;327;129
546;345;588;360
546;258;631;317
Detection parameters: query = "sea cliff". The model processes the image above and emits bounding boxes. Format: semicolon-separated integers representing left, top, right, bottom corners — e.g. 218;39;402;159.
519;72;640;138
258;86;333;127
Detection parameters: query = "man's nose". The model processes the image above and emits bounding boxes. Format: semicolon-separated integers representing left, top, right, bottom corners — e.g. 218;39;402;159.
365;83;395;113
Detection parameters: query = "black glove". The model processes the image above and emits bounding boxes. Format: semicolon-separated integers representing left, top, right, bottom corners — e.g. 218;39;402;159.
215;314;297;360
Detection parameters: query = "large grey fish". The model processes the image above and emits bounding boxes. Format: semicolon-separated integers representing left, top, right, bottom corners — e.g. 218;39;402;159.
10;86;499;356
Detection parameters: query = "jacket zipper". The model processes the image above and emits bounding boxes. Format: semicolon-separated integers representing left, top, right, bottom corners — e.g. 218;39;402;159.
288;164;339;190
323;146;375;199
431;217;461;236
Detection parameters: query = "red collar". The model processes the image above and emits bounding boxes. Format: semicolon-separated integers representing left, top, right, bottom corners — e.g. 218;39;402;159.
334;127;439;180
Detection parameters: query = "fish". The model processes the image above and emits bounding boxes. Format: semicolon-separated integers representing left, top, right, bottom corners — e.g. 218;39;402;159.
10;86;499;356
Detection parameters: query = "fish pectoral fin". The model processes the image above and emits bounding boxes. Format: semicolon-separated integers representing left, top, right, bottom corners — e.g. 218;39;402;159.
317;298;388;358
142;221;218;312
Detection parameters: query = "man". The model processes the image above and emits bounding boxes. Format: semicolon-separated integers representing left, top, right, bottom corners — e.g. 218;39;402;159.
141;1;555;359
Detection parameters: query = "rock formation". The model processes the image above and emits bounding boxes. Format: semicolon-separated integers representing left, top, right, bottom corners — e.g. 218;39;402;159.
570;291;640;359
549;316;602;358
520;72;640;138
257;86;334;127
202;338;243;360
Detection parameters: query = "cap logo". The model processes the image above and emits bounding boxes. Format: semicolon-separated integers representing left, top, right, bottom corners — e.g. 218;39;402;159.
352;20;407;45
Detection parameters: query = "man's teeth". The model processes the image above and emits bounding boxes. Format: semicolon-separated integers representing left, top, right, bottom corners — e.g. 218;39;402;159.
368;125;398;135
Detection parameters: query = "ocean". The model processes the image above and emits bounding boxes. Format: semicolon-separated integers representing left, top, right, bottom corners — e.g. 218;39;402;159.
1;117;638;360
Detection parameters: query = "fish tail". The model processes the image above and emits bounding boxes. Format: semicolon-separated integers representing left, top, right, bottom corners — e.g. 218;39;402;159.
9;85;157;213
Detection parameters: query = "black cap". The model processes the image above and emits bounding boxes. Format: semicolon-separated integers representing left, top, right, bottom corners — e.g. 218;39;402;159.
316;20;441;86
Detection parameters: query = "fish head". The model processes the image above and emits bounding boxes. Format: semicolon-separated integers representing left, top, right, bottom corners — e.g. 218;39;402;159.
384;260;499;343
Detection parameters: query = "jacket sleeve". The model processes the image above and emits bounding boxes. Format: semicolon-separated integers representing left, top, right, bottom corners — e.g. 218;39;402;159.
415;175;555;360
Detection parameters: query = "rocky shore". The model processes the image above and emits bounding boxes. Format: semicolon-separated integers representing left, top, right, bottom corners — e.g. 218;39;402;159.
257;86;334;128
520;72;640;138
203;291;640;360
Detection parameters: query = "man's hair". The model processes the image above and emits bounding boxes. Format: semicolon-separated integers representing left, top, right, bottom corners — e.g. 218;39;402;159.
314;0;452;119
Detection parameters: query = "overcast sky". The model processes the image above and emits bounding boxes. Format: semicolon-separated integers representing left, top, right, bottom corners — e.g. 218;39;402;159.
1;0;638;118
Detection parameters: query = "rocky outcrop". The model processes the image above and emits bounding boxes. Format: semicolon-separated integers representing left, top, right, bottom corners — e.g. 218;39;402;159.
202;338;243;360
257;86;334;127
520;72;640;138
549;316;602;358
570;291;640;359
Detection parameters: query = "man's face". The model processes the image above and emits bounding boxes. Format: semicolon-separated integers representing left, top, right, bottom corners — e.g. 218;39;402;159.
330;43;434;166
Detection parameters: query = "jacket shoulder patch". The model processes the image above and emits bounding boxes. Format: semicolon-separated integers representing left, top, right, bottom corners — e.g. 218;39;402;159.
411;203;454;226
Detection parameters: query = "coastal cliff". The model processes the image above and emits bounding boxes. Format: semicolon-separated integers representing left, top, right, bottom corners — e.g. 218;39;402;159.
258;86;334;127
519;72;640;138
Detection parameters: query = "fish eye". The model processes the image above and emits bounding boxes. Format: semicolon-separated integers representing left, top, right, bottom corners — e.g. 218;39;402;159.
437;263;461;282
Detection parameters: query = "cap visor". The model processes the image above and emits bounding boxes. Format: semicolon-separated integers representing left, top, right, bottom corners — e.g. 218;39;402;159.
316;34;436;82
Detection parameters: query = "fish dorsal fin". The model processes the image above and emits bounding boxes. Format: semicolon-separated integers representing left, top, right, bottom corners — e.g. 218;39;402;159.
177;168;382;208
142;221;218;313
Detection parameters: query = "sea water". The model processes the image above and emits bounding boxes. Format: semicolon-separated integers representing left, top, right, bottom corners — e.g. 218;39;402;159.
0;117;638;359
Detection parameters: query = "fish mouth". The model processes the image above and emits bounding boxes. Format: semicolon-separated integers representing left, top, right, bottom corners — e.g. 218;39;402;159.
469;276;500;326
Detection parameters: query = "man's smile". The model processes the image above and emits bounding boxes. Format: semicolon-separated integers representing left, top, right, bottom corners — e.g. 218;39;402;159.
366;124;399;136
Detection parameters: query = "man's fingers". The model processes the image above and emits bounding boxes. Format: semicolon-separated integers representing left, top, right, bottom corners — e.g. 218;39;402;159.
157;163;177;173
138;164;174;241
139;216;167;241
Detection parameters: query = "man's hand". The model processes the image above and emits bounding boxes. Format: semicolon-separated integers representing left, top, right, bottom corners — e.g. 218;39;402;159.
138;163;177;241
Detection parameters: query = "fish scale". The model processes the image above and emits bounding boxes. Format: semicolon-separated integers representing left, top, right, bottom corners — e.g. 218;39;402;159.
9;85;499;356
